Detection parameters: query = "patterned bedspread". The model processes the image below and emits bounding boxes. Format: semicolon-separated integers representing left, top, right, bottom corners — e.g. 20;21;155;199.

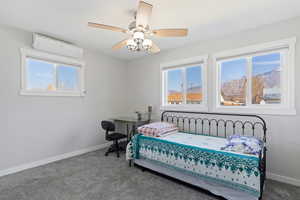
127;132;262;198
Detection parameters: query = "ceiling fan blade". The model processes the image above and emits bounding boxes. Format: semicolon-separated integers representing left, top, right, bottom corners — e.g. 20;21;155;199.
152;29;188;37
136;1;153;29
112;39;128;50
149;42;160;53
88;22;127;34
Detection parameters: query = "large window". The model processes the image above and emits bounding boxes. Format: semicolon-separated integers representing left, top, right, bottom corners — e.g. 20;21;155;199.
214;38;296;115
251;53;281;105
220;58;247;106
161;56;208;110
21;48;85;96
219;53;282;106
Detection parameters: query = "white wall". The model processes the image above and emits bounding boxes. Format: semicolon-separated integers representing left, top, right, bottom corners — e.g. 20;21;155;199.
126;17;300;185
0;25;128;171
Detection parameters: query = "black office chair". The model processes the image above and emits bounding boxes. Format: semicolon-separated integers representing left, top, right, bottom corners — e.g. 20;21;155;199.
101;121;127;157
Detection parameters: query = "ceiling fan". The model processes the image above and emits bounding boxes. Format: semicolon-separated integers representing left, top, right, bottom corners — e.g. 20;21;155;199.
88;1;188;53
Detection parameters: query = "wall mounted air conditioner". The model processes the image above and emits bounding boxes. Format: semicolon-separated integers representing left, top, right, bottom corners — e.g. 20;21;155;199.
32;33;83;59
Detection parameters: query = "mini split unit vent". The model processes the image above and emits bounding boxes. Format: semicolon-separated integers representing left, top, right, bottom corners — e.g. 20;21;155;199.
32;33;83;59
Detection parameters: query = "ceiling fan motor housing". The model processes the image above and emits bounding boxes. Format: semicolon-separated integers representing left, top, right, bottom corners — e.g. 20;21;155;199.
128;21;150;33
128;21;136;31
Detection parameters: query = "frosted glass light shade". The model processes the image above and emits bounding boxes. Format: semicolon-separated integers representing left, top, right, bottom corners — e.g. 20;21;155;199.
142;39;152;50
126;39;137;51
133;31;144;44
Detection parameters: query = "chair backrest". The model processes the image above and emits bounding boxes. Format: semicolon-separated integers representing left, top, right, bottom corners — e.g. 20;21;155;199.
101;121;115;132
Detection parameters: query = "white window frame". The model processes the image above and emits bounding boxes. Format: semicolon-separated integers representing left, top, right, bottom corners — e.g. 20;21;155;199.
212;37;296;115
160;55;208;112
20;48;85;97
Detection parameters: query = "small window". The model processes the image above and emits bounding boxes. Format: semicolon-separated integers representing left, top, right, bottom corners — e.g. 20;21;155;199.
214;38;296;115
21;48;85;96
161;56;208;111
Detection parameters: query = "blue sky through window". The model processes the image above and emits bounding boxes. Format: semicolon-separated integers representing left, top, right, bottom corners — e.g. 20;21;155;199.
167;66;202;92
57;66;78;90
27;59;54;90
167;69;182;92
221;53;280;83
26;58;79;90
221;59;247;83
252;53;280;76
186;66;202;89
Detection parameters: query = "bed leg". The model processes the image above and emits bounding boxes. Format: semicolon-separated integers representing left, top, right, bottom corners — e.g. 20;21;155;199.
138;165;146;172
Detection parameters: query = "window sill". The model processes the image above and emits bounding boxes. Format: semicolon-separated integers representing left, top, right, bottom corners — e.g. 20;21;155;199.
160;105;208;112
212;106;296;116
20;90;85;97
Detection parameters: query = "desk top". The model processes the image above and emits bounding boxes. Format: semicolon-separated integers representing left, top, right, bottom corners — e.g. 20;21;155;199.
112;116;149;123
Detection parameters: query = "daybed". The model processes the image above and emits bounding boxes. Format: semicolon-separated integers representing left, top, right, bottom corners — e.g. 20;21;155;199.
127;111;267;200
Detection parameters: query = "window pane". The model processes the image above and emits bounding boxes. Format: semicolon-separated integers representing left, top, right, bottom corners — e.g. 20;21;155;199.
186;66;202;104
220;59;247;106
57;65;79;90
167;69;183;104
252;53;281;104
26;58;55;90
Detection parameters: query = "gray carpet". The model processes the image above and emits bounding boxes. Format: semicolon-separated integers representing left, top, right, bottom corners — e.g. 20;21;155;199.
0;149;299;200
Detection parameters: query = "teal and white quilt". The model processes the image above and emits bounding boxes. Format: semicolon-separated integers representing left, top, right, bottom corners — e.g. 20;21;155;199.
127;132;262;198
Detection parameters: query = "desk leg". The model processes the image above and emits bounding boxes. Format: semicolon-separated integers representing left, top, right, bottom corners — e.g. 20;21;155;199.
131;124;136;137
126;123;130;142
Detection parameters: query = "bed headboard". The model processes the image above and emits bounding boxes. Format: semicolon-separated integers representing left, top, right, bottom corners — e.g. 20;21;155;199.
161;111;267;142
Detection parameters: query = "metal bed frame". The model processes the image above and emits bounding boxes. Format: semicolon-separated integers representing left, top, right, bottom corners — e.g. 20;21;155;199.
135;110;267;199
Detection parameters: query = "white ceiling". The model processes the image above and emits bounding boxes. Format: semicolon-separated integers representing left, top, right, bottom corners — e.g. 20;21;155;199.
1;0;300;61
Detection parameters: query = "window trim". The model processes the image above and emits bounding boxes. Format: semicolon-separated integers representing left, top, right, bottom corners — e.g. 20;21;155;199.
212;37;296;115
20;48;85;97
160;55;208;112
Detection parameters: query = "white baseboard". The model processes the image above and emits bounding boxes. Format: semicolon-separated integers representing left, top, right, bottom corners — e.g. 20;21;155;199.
0;142;111;178
267;172;300;187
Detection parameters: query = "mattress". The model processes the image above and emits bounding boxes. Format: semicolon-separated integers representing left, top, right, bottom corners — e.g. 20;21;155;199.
159;132;258;158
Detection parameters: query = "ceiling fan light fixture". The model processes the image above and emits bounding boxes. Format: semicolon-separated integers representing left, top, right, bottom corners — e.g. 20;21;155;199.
142;39;152;50
126;39;137;51
133;31;144;44
88;1;186;54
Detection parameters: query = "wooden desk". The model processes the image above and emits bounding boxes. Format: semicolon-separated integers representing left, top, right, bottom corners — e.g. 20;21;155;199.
112;117;149;141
